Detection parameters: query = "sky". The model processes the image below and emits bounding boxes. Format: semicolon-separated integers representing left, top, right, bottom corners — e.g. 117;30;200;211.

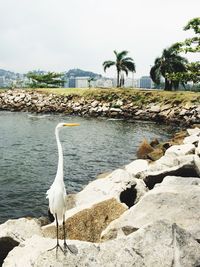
0;0;199;78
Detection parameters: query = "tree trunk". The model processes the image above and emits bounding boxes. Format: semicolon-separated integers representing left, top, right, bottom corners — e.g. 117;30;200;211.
164;78;172;91
117;70;120;87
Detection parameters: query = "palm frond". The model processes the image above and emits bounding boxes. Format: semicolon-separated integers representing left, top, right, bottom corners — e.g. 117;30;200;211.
102;61;115;72
122;61;136;72
150;65;161;84
114;50;129;61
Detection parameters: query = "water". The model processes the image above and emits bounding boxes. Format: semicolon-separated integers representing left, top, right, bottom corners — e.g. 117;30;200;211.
0;111;176;223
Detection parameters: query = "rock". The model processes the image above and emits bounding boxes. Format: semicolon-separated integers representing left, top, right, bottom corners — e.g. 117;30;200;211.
125;159;149;176
74;168;147;209
91;100;99;108
179;109;188;116
42;198;127;242
160;104;172;111
136;139;154;159
42;168;147;243
196;141;200;156
109;108;122;113
101;177;200;241
5;220;200;267
149;105;160;113
0;218;42;243
159;175;200;186
143;154;200;189
187;127;200;136
150;138;159;147
0;237;19;267
170;130;187;145
165;144;195;156
147;148;164;161
183;134;200;145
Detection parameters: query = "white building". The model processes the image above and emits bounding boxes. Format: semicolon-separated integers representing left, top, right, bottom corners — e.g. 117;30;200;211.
139;76;153;89
75;77;89;88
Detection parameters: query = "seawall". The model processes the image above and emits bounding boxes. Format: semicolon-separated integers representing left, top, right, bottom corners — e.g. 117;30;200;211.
0;89;200;126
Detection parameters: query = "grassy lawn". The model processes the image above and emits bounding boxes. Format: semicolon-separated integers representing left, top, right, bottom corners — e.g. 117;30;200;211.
1;87;200;105
36;87;200;105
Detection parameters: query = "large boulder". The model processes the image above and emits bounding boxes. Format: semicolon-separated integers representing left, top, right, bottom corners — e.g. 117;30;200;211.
42;198;127;242
3;220;200;267
43;169;147;244
0;218;42;243
141;154;200;189
73;168;147;210
0;218;43;266
165;144;195;156
101;176;200;241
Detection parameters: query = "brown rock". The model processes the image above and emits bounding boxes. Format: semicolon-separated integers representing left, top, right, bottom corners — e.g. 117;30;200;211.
42;198;127;243
150;138;159;148
170;130;187;145
137;139;154;159
148;148;164;161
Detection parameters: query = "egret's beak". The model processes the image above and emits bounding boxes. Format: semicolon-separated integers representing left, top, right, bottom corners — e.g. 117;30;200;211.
63;123;80;127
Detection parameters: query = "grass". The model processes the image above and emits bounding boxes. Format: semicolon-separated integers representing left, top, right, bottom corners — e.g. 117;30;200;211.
37;87;200;105
1;87;200;105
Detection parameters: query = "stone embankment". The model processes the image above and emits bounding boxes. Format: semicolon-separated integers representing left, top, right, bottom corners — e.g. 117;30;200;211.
1;89;200;125
1;126;200;266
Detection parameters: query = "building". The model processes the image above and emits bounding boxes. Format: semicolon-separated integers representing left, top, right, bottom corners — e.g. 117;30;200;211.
68;76;76;88
0;76;6;87
75;77;89;88
139;76;153;89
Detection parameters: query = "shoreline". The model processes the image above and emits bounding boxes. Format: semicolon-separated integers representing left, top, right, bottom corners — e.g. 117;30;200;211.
0;89;200;126
1;124;200;266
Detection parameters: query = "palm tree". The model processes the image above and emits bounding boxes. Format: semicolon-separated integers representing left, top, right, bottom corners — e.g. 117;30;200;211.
150;44;188;90
103;50;136;87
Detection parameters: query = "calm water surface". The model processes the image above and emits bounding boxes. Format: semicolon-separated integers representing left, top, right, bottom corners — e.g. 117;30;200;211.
0;111;176;223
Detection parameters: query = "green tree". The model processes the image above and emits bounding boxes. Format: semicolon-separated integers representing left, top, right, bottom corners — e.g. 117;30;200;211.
27;71;65;88
167;18;200;87
103;50;136;87
181;17;200;53
150;44;188;90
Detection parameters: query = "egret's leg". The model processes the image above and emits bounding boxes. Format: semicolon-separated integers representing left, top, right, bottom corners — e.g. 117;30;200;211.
63;215;77;254
48;214;63;253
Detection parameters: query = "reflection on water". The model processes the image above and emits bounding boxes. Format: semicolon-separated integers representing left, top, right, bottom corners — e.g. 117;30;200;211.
0;111;176;223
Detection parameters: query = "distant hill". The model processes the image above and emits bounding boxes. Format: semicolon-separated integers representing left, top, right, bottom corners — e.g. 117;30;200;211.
65;68;102;79
0;69;20;78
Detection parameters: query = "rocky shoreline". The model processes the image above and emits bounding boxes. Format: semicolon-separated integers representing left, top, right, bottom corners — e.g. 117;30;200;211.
1;126;200;266
0;89;200;125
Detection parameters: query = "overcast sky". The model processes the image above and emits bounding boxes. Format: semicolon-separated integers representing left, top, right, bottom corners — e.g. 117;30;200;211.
0;0;199;78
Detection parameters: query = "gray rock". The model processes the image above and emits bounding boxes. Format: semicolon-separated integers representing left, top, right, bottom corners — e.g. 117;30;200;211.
0;218;42;243
158;176;200;186
183;134;200;145
101;178;200;241
165;144;195;156
3;220;200;267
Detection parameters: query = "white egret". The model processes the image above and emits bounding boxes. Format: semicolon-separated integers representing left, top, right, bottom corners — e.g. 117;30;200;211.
46;122;80;254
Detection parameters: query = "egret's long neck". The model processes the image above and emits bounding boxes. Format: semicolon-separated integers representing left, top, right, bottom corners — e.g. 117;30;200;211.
55;128;64;181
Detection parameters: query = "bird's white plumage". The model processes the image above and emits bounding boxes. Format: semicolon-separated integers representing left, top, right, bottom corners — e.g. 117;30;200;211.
46;123;76;224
